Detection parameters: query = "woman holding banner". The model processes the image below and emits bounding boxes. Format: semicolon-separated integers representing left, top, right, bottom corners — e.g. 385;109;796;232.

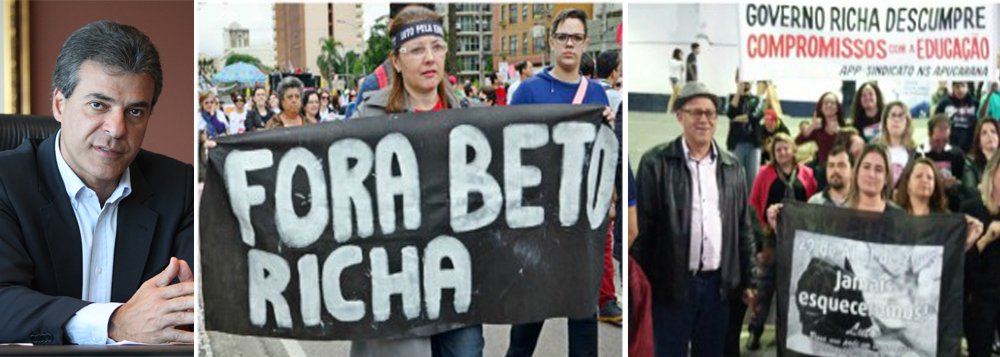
767;144;901;229
895;157;984;249
746;133;817;350
351;6;480;357
849;82;886;142
960;151;1000;357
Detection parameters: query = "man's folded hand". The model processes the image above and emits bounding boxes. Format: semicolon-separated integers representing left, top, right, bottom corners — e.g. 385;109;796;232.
108;257;195;344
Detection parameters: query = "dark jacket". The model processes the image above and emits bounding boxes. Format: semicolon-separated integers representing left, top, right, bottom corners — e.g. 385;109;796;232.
355;85;469;118
725;93;763;150
0;135;193;344
631;137;757;304
961;197;1000;293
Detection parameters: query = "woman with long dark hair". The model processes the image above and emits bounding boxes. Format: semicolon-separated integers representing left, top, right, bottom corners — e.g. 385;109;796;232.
245;86;273;131
795;92;843;167
849;81;885;141
301;90;321;124
964;119;1000;195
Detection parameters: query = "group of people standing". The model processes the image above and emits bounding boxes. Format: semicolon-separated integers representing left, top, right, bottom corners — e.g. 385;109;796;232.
201;5;624;357
630;74;1000;356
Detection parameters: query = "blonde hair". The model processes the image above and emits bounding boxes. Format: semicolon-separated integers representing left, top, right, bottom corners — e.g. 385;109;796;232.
768;132;798;166
980;149;1000;214
873;101;915;150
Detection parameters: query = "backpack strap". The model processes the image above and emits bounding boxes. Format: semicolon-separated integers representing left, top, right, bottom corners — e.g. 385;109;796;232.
375;64;389;89
572;79;589;105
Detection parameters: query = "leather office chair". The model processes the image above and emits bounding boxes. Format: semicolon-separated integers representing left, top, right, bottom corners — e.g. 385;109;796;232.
0;115;61;152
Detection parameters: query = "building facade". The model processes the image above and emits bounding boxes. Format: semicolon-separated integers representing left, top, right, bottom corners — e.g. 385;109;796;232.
275;3;363;76
490;3;593;77
222;21;277;69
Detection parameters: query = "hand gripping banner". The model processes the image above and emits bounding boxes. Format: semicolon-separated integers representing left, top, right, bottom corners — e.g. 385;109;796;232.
776;201;965;357
200;105;618;340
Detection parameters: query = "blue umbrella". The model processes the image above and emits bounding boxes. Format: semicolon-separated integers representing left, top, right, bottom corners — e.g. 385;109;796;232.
212;62;266;84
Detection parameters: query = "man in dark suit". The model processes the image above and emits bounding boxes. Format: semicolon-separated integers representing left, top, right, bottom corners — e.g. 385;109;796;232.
0;21;193;345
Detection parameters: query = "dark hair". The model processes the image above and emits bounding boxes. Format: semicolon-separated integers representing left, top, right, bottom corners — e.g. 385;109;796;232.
230;92;245;103
672;48;683;60
814;92;845;127
691;42;700;50
970;118;1000;164
828;145;855;166
894;157;949;214
927;113;950;136
551;8;589;37
480;85;497;105
580;52;595;77
849;81;885;124
515;61;529;74
52;21;163;108
301;90;319;118
275;76;304;111
833;127;861;158
596;50;620;79
386;6;451;113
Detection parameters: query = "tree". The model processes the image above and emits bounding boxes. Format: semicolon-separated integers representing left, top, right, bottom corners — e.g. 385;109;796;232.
317;38;344;88
226;53;265;70
362;15;392;73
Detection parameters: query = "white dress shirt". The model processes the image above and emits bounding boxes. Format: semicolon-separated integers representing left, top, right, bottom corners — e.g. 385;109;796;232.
682;139;723;272
55;131;132;344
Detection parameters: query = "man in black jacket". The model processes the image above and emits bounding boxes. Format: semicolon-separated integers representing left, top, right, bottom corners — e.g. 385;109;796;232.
0;21;193;345
632;81;758;357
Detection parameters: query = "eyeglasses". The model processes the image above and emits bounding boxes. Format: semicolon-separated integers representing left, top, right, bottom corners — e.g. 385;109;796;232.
679;108;717;119
399;41;448;57
321;96;330;100
552;33;586;44
234;98;245;102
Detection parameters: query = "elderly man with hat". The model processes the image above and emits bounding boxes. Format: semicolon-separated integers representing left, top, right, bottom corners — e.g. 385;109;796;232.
630;82;759;356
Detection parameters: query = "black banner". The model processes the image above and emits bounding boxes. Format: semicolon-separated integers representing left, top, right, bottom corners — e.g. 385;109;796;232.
200;105;618;340
776;202;964;356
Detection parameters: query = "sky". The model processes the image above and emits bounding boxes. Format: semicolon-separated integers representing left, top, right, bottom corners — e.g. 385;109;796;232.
197;1;389;57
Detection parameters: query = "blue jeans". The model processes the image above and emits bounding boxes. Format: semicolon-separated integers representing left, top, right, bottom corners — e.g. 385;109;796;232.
506;316;597;357
733;143;760;192
431;325;484;357
653;273;729;357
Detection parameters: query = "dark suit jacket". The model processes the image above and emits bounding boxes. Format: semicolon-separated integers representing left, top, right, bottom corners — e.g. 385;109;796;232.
0;135;193;344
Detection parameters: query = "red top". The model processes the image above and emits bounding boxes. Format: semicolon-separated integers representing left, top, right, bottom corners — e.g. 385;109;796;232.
629;256;653;357
413;97;444;112
496;86;507;106
749;163;818;229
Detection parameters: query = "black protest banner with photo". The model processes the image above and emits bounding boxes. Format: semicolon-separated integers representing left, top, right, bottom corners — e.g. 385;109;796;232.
776;201;965;357
199;105;618;340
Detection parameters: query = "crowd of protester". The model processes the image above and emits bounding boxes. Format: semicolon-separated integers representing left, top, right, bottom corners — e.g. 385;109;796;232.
630;70;1000;355
199;6;624;357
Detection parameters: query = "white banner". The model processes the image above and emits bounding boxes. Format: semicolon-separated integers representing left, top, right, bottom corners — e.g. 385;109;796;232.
738;3;998;81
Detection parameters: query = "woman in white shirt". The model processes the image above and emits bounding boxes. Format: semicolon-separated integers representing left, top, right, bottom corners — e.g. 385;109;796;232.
667;48;685;112
226;92;248;135
872;101;916;188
